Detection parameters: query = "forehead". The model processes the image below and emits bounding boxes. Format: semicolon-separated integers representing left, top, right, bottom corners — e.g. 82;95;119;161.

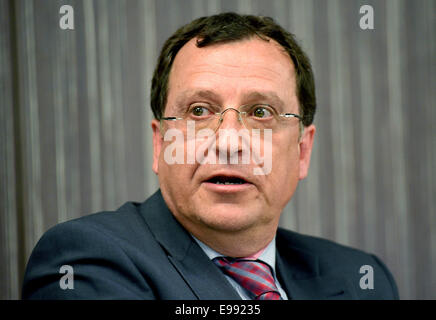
167;37;297;107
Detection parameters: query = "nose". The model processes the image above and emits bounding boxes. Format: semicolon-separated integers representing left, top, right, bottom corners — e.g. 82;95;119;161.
216;108;245;131
215;108;248;164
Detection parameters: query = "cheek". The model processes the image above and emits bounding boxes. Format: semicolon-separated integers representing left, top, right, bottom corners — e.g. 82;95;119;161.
272;130;299;164
157;140;198;192
159;158;190;186
158;160;196;215
269;134;300;190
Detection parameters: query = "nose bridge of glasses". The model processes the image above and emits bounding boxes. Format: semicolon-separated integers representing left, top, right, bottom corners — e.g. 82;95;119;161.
217;107;245;127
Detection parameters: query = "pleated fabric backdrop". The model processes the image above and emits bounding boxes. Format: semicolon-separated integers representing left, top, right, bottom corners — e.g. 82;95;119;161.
0;0;434;299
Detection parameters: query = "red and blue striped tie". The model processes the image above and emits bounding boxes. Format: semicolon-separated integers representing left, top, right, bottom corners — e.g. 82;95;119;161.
213;257;282;300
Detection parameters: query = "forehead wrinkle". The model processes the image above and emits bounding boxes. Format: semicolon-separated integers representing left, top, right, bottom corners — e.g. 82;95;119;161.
187;63;292;83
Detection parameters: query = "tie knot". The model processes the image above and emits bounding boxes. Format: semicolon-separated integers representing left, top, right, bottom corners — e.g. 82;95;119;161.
213;257;281;300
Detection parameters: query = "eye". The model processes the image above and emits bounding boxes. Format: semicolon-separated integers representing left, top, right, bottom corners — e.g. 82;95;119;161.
251;105;273;119
189;103;212;118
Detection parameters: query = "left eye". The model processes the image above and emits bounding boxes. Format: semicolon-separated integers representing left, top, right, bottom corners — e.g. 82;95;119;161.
252;106;273;118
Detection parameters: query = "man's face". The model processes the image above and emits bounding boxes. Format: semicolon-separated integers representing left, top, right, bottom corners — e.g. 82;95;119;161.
152;37;315;243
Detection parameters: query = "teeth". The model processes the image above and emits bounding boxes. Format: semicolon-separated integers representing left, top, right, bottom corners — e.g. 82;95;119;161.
209;176;246;185
215;181;243;185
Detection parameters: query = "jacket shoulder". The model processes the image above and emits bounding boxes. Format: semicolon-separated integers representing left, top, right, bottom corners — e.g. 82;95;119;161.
277;227;372;260
22;202;157;299
276;228;399;299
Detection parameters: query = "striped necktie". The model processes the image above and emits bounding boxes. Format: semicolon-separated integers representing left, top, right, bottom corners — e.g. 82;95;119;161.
213;257;282;300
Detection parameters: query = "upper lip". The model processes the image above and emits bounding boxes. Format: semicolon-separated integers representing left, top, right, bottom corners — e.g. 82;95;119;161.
202;170;253;184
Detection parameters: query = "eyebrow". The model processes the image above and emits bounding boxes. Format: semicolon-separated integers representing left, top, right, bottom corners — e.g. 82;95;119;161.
174;89;220;105
174;89;286;110
242;91;285;110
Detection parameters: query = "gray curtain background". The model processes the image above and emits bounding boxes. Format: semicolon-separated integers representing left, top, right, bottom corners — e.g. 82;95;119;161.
1;0;435;299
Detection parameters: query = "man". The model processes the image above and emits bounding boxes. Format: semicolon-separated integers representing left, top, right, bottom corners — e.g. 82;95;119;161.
22;12;398;300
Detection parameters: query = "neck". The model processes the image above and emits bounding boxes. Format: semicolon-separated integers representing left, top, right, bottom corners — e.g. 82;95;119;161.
184;221;278;258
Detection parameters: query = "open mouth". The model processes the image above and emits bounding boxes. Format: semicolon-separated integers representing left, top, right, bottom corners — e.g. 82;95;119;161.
206;176;248;185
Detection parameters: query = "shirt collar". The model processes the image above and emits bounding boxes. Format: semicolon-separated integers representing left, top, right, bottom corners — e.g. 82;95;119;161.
192;235;277;275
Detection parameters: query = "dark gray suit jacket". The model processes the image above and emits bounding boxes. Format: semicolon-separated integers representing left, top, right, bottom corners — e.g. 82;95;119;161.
22;190;399;299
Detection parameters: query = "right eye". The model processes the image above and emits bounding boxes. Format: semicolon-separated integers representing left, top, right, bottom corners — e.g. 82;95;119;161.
189;104;212;117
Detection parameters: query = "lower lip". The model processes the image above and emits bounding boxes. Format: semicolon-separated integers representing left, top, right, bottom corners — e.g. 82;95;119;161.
202;181;254;193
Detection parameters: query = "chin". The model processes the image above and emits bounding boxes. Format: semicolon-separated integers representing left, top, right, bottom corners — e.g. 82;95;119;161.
194;203;263;232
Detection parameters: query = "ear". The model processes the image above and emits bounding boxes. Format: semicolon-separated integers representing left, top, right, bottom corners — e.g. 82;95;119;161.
298;124;316;180
151;119;163;175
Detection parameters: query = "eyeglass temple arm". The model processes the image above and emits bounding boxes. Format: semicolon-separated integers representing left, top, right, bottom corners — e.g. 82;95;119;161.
279;113;303;120
161;116;183;121
162;113;302;121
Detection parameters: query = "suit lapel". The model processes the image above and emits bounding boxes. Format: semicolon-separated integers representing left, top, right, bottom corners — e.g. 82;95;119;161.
140;190;241;300
167;242;242;300
141;190;355;300
276;232;356;300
